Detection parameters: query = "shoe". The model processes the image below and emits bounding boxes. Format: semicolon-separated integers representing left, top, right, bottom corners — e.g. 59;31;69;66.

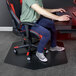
49;46;65;51
36;51;48;62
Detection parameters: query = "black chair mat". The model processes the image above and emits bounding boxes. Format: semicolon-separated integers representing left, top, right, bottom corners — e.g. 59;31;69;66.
4;41;68;70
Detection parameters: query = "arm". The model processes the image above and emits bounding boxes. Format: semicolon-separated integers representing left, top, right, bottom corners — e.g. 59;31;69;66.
45;8;66;13
31;4;70;21
45;9;59;13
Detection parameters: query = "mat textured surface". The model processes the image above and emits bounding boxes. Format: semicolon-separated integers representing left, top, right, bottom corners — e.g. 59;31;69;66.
4;41;68;70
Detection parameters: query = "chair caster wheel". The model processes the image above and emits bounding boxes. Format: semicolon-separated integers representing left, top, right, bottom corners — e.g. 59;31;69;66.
13;49;18;54
46;50;49;53
27;57;31;61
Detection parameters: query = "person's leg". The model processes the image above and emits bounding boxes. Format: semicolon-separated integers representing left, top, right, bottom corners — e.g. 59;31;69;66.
37;17;57;47
31;24;51;53
21;24;51;62
37;17;65;51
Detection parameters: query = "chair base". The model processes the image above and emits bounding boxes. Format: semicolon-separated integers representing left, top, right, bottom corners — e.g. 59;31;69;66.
4;41;68;70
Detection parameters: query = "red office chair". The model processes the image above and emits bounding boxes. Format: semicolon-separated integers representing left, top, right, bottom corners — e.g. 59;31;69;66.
6;0;47;60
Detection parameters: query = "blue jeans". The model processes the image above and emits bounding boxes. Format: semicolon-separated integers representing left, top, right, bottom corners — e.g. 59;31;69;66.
22;17;57;53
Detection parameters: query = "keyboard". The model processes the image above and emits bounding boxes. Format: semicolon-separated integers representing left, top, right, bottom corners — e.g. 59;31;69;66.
56;7;76;18
56;12;69;16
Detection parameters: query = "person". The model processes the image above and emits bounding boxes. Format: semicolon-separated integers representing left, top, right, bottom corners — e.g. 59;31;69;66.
20;0;70;62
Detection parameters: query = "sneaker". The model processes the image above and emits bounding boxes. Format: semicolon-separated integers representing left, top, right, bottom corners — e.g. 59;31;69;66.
36;51;48;62
49;46;65;51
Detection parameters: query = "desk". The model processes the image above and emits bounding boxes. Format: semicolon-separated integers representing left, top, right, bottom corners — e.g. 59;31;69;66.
54;7;76;40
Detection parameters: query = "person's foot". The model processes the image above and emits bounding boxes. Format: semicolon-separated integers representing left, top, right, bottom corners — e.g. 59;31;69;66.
49;46;65;51
36;51;48;62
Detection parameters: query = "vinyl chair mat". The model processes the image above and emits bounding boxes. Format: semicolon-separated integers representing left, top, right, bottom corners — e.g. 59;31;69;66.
4;41;68;70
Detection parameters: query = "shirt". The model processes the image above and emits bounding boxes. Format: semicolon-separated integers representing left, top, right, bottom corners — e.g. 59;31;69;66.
20;0;43;23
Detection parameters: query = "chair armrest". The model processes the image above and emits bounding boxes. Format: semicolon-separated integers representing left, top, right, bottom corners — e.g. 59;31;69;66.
21;22;35;26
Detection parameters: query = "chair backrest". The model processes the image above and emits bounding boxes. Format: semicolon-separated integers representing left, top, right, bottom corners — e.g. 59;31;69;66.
7;0;21;18
6;0;22;31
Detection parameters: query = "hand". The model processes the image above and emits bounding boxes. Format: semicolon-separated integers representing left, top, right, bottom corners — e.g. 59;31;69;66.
58;15;70;21
56;8;66;13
